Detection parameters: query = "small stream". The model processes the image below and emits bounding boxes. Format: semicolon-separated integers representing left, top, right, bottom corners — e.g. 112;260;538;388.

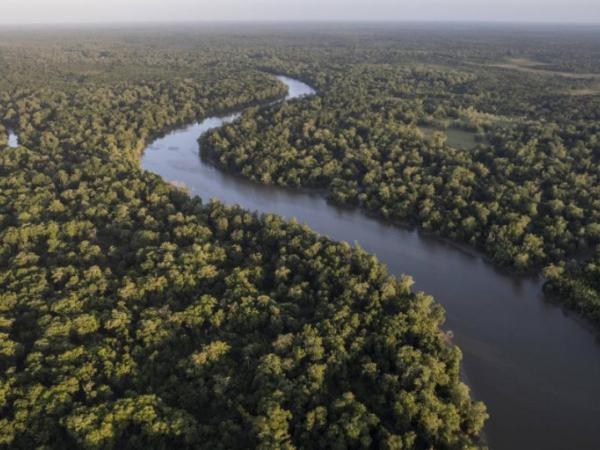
7;129;18;147
140;75;600;450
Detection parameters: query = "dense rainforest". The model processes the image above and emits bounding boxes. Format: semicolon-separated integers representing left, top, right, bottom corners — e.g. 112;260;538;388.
0;25;490;449
199;25;600;325
1;23;599;449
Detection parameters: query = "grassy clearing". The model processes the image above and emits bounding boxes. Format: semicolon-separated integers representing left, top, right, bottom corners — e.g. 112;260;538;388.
420;126;481;150
488;58;600;80
565;85;600;96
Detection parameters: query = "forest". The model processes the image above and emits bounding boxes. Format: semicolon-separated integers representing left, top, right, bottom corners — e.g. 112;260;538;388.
199;25;600;324
1;23;599;449
0;25;489;449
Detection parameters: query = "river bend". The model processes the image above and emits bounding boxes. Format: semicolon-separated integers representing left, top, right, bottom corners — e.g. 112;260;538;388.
141;75;600;450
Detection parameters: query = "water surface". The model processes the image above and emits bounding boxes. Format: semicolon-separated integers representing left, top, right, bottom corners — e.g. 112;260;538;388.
7;130;18;147
141;75;600;450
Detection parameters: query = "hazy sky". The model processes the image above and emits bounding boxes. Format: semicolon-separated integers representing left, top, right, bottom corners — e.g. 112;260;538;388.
2;0;599;24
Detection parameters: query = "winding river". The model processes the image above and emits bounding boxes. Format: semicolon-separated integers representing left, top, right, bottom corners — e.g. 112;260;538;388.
141;75;600;449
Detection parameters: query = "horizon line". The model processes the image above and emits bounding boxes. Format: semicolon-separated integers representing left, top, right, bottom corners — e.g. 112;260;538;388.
1;19;600;27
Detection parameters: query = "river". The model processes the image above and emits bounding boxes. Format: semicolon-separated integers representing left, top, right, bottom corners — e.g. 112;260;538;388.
141;75;600;449
8;129;18;147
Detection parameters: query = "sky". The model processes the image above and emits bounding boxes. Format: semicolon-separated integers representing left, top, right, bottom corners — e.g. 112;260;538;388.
1;0;599;25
